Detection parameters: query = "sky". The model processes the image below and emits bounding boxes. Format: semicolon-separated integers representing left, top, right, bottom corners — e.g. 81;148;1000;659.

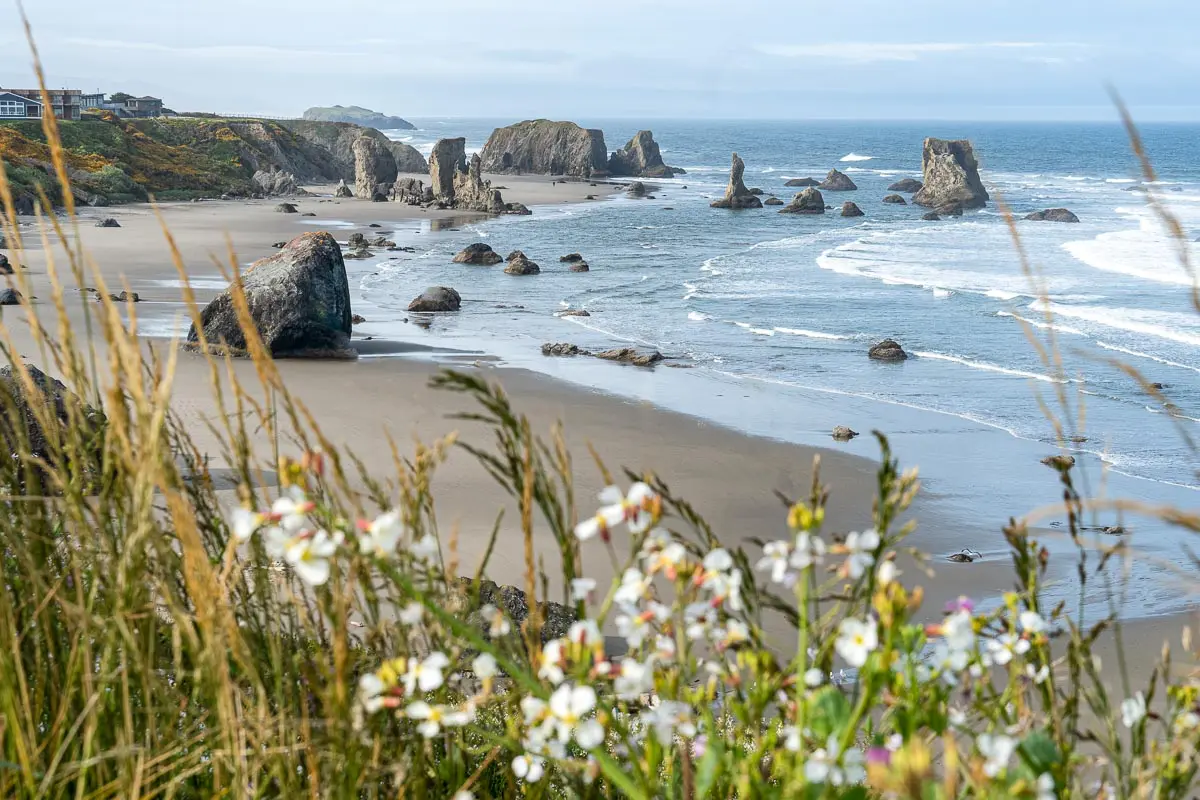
1;0;1198;122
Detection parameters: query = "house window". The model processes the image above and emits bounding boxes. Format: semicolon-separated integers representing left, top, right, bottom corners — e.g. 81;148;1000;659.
0;100;27;117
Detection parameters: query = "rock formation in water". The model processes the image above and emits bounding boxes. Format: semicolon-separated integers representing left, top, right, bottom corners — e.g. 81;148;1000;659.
883;194;907;204
921;211;941;221
353;136;398;200
302;105;415;130
1025;208;1080;222
764;196;784;205
429;139;510;213
779;187;825;214
819;169;857;191
188;232;353;358
887;178;923;193
454;243;504;265
479;120;608;177
504;251;541;275
785;177;819;187
407;287;462;312
710;153;763;209
868;339;908;361
841;201;864;217
912;138;989;210
608;130;678;178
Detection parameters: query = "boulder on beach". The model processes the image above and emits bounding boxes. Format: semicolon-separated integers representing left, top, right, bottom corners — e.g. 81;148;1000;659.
710;153;763;209
456;153;509;214
883;194;907;205
353;135;399;200
0;254;11;274
480;120;608;178
912;138;989;210
352;314;366;324
832;426;859;441
0;363;105;486
0;288;22;305
393;177;432;205
1041;454;1076;471
275;203;298;214
95;217;121;227
921;211;941;221
454;243;503;265
407;286;461;312
253;169;301;196
887;178;923;193
779;187;825;215
334;180;353;198
594;347;665;367
818;169;857;191
504;251;541;275
187;232;354;359
608;130;678;178
841;201;865;217
542;342;587;357
429;138;465;201
1025;208;1080;223
108;291;139;303
868;338;908;361
627;181;648;198
784;177;819;188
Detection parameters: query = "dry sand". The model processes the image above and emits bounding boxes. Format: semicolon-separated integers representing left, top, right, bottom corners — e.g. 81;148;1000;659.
0;178;1193;685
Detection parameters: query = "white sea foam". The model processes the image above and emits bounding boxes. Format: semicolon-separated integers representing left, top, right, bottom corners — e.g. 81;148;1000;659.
1106;178;1137;184
1095;341;1200;375
774;327;849;340
985;289;1021;301
153;278;228;290
1062;207;1200;286
932;288;953;299
840;153;874;162
1030;301;1200;347
733;322;775;336
688;311;711;322
1145;406;1200;423
995;311;1086;337
912;351;1065;383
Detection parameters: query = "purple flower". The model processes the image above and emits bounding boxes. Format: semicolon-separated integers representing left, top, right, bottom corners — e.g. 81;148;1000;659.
944;596;975;615
866;747;892;767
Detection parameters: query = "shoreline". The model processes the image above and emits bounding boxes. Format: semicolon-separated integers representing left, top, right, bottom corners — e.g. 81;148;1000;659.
2;180;1196;636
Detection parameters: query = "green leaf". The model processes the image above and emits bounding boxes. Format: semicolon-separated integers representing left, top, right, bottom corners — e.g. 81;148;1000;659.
808;686;852;741
1018;729;1060;774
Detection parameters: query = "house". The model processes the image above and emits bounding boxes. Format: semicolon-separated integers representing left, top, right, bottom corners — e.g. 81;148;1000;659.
0;89;82;120
0;90;43;119
122;96;163;118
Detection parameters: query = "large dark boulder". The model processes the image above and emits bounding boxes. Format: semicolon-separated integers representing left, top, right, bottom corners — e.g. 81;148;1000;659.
818;169;857;191
253;169;300;196
0;364;106;488
764;197;784;206
887;178;923;193
407;286;461;312
784;177;819;187
937;203;964;217
504;251;541;275
353;135;398;200
1025;208;1080;223
594;348;664;367
921;211;941;221
187;232;354;358
275;203;298;214
868;339;908;361
912;138;989;209
883;194;907;205
0;254;10;275
454;243;503;265
710;153;763;209
841;201;865;218
95;217;121;228
779;188;825;215
0;288;22;305
608;130;677;178
480;120;608;178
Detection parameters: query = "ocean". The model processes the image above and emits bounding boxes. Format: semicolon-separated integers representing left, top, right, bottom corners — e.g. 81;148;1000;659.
344;119;1199;616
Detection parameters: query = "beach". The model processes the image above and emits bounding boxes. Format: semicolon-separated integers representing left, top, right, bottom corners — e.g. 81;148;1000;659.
1;174;1195;683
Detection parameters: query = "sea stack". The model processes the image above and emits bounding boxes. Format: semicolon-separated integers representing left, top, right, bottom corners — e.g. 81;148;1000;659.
352;136;398;200
912;138;989;210
819;169;857;191
710;153;763;209
608;131;678;178
428;138;508;214
479;120;608;178
779;188;825;214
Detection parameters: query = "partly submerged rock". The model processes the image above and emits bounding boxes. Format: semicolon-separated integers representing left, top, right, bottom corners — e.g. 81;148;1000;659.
1025;208;1080;223
274;203;298;214
353;135;399;200
779;188;825;215
504;251;541;275
542;342;587;356
912;138;989;210
937;203;964;217
626;181;648;198
480;120;608;178
557;309;591;317
560;252;590;271
832;426;859;441
921;211;941;221
888;178;923;193
710;153;763;209
454;243;503;265
608;130;677;178
764;197;784;206
784;177;819;187
818;169;857;191
868;339;908;361
187;232;354;358
947;549;981;563
95;217;121;227
841;201;865;217
594;347;664;367
560;252;585;263
883;194;907;205
407;286;461;312
107;291;139;303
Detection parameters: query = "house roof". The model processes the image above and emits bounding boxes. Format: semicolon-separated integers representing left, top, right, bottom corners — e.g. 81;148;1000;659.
0;91;41;106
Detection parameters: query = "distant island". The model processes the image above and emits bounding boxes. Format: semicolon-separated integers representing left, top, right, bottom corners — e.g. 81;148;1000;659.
301;105;415;131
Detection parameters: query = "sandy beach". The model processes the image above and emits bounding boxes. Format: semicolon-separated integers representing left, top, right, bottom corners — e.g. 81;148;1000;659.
0;177;1194;684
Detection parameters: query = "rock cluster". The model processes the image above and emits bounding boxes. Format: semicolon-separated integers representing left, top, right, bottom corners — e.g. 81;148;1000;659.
504;251;541;275
393;177;433;205
710;153;763;209
480;120;608;178
912;138;989;210
608;130;678;178
779;187;825;214
429;138;514;214
187;232;354;359
818;169;857;191
560;253;590;272
541;342;664;366
462;579;577;644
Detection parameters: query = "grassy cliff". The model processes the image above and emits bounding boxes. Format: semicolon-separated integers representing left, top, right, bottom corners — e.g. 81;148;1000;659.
0;113;375;206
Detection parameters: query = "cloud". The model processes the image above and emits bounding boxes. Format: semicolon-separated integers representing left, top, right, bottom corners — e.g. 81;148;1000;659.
754;41;1082;63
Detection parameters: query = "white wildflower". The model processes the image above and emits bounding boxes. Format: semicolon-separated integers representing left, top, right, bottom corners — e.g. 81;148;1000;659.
984;633;1030;667
398;602;424;625
932;642;969;684
574;482;658;540
876;560;898;586
479;604;511;637
614;657;653;700
410;533;439;561
642;700;697;744
285;529;339;586
1036;773;1055;800
614;568;652;606
757;540;793;583
835;618;878;668
684;601;717;641
270;486;313;532
977;733;1016;777
782;725;802;752
537;639;567;685
358;510;404;558
1026;663;1050;684
842;529;880;580
804;668;824;688
472;652;498;680
230;507;264;541
644;541;690;578
548;683;603;748
941;610;976;652
405;701;471;738
567;619;604;649
791;532;826;571
1019;610;1048;635
616;602;669;649
358;673;388;714
1121;692;1147;728
512;754;544;783
805;735;864;785
570;577;597;602
403;652;450;694
452;791;475;800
